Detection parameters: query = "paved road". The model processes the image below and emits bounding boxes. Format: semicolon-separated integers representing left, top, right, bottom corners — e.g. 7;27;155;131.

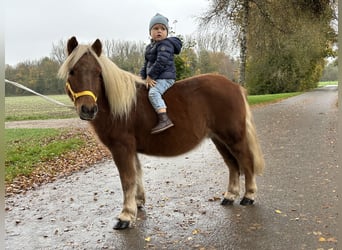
5;86;338;249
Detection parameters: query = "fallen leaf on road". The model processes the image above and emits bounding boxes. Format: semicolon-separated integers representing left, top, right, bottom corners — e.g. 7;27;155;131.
208;196;221;202
192;229;200;235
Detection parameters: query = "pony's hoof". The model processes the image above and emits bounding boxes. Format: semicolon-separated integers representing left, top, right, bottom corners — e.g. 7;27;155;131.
221;198;234;205
113;219;130;230
240;197;254;206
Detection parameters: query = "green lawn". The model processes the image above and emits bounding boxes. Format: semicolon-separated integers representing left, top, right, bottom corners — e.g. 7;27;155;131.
5;128;85;182
318;81;338;87
5;95;76;121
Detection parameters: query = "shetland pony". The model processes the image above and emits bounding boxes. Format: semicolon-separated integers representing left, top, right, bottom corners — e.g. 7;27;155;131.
58;36;264;229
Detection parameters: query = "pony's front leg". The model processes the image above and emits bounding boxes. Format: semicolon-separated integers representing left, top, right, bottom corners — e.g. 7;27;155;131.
111;144;138;230
135;156;146;208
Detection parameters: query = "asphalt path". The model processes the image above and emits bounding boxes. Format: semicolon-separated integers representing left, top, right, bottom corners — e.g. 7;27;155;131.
5;86;338;249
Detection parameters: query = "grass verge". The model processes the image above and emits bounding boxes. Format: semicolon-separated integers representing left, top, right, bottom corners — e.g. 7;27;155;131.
247;92;301;106
318;81;338;87
5;128;110;196
5;128;84;183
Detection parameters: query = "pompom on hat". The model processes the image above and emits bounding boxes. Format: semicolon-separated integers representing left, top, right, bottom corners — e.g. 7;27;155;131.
149;13;169;33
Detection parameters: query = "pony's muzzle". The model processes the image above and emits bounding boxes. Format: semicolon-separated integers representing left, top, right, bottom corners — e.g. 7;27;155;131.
79;104;98;120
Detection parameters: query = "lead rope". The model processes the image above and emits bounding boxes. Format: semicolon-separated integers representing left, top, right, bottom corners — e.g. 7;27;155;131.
5;79;74;109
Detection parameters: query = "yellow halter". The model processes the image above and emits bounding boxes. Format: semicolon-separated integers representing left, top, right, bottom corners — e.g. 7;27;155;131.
65;82;97;103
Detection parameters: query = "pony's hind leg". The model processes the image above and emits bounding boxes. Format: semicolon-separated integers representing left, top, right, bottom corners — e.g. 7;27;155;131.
230;139;258;205
211;138;241;205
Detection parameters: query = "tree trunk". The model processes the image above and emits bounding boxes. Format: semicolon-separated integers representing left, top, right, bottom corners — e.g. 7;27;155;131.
239;0;249;86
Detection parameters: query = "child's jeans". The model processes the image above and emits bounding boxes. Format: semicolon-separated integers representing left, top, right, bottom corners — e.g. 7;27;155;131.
148;79;175;111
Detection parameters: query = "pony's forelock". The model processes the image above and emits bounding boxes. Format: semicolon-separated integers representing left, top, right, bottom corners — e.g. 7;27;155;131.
58;43;145;118
58;45;92;80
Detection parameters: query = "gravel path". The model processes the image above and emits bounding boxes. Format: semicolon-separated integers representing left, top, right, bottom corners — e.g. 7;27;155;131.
5;118;88;129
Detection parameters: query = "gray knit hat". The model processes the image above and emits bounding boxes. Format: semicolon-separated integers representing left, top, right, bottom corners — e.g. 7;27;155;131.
149;13;169;33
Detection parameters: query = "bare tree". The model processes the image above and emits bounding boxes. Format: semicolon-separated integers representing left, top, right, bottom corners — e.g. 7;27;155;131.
106;39;146;74
198;0;248;85
196;33;230;53
103;40;114;58
50;40;66;65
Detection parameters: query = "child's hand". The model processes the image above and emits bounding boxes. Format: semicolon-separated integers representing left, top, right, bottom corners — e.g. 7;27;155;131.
146;76;156;88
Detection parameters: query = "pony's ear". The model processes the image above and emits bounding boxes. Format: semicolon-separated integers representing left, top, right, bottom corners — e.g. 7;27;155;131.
91;39;102;57
67;36;78;55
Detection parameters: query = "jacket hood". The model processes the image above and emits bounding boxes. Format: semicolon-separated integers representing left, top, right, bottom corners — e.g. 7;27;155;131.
167;37;182;55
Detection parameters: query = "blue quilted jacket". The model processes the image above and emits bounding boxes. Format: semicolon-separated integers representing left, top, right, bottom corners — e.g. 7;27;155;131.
140;37;182;80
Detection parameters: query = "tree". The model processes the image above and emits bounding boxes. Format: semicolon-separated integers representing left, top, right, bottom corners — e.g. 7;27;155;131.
194;33;238;80
51;40;66;65
5;58;64;96
199;0;337;93
246;1;336;93
174;35;198;80
105;39;145;74
320;61;338;81
38;57;65;94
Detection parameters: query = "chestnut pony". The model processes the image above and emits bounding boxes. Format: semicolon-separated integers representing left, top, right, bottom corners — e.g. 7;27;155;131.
58;37;265;230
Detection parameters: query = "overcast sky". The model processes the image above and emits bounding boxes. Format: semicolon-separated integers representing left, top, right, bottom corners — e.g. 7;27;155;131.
5;0;209;66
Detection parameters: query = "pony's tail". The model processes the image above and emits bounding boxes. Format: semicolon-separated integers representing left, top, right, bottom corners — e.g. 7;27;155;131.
240;86;265;175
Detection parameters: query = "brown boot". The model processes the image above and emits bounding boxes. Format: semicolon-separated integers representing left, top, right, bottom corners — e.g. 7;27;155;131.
151;112;174;134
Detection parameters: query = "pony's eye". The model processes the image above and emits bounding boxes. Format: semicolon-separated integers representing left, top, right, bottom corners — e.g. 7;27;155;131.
69;70;74;76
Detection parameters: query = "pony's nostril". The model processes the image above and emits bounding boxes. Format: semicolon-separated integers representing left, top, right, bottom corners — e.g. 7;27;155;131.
81;105;90;114
81;105;98;115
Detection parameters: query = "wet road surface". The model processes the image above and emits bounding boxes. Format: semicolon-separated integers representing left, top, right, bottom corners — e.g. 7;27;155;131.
5;86;338;249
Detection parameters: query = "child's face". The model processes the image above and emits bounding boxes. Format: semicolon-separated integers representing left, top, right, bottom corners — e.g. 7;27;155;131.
150;24;167;42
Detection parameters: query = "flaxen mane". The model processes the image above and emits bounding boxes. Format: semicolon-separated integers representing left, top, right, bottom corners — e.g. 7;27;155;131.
58;44;144;118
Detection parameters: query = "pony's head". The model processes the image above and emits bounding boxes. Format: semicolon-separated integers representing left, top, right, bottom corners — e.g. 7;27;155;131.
58;37;102;120
58;36;143;121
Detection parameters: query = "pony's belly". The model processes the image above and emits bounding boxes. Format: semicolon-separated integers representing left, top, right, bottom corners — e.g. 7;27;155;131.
137;136;204;157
